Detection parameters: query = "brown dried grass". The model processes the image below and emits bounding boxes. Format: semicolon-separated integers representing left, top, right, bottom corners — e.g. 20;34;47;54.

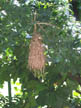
28;32;45;77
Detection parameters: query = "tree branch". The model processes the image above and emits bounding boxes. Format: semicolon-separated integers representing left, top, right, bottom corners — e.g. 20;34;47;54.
38;24;46;33
37;21;54;26
37;21;60;29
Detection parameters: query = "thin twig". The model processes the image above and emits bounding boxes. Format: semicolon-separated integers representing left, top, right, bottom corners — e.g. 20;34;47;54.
34;11;37;32
38;24;46;33
37;21;55;26
37;21;60;29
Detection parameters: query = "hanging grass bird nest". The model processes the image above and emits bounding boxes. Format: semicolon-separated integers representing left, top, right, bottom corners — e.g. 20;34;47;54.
28;32;46;78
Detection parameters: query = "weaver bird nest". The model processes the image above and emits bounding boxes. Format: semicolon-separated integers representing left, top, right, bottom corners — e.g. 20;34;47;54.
28;32;46;78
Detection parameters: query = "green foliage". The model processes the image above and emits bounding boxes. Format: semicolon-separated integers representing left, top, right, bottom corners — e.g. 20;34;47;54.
69;0;81;20
0;0;81;108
